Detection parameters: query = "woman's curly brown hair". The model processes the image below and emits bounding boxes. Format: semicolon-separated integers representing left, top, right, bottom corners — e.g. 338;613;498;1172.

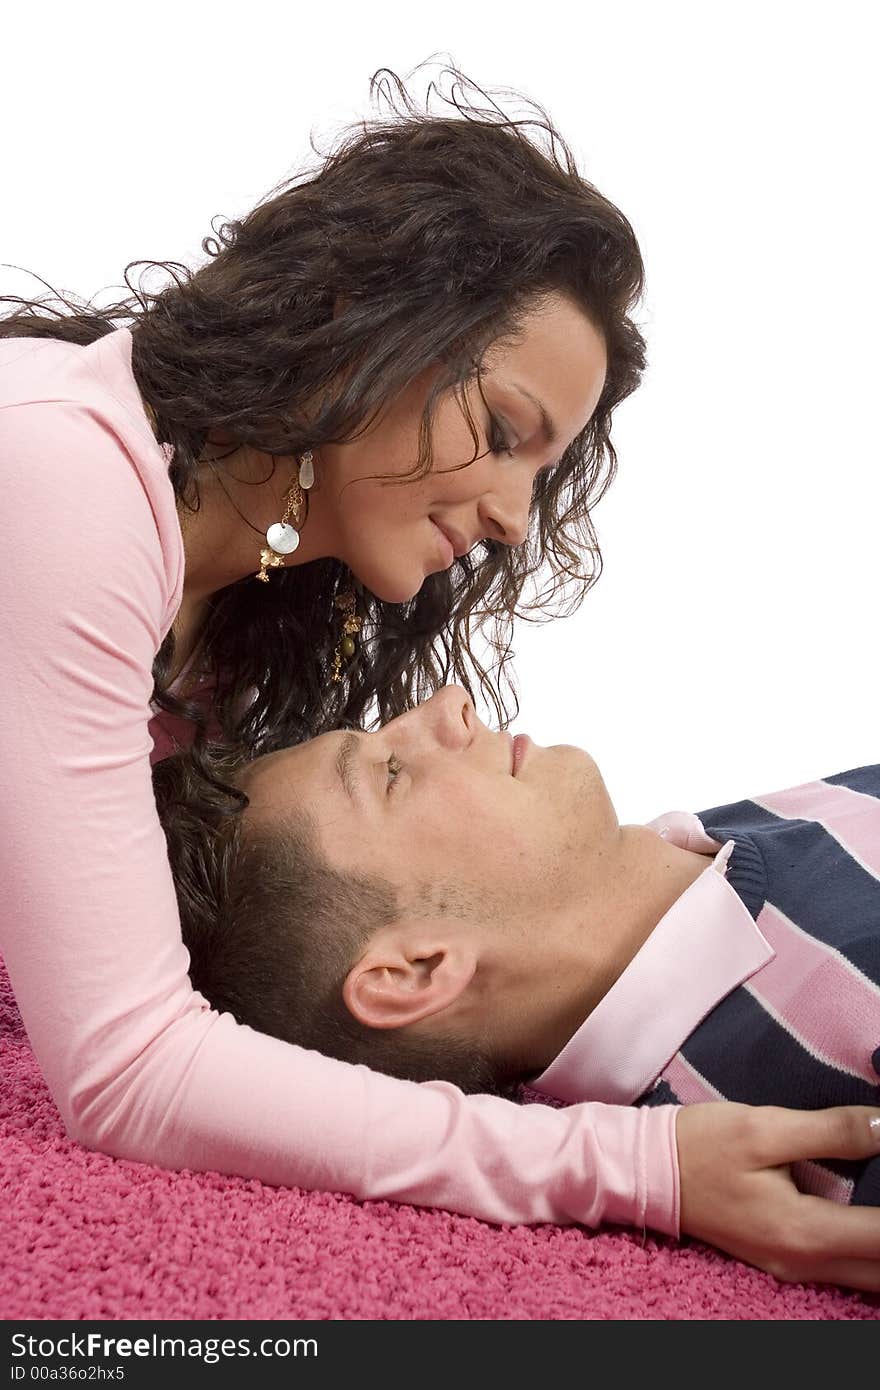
1;61;646;811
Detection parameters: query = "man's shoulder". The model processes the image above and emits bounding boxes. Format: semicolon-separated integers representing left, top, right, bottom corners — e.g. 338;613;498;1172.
819;765;880;800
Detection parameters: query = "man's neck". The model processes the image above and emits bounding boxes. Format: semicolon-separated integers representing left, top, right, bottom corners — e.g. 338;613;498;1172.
513;828;716;1076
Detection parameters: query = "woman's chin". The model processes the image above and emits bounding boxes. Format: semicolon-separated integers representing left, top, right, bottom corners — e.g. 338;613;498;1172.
376;580;424;604
351;564;425;606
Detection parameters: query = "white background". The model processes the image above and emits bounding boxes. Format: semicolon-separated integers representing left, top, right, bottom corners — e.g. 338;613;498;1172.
4;2;878;823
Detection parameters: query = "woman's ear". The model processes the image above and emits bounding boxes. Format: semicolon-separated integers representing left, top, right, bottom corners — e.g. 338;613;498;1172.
342;924;477;1031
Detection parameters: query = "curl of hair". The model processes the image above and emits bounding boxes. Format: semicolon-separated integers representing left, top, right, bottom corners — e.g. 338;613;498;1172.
2;59;646;803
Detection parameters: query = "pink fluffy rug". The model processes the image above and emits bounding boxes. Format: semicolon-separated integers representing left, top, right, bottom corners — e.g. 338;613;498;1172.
1;956;877;1321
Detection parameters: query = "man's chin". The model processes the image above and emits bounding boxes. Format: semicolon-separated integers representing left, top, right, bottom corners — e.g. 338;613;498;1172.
550;743;600;773
551;744;612;812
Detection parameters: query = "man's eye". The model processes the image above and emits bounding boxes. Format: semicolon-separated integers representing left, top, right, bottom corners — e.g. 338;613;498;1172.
386;752;403;792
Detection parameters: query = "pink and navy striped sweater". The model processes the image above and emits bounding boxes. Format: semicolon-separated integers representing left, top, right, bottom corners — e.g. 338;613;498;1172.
534;766;880;1207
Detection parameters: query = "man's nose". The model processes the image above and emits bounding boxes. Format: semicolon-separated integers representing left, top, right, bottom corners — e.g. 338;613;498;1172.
389;685;475;752
429;685;475;747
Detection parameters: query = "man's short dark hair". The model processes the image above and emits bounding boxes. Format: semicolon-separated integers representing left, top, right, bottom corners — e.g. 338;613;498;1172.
153;744;518;1096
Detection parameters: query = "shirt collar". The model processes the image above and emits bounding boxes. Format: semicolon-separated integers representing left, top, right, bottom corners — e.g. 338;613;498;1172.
530;813;775;1105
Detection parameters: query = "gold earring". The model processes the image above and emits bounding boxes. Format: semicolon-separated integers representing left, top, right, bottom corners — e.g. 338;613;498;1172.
330;586;363;683
255;450;314;583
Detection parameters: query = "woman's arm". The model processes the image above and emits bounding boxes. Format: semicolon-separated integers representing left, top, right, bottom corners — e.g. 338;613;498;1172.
0;398;679;1234
3;400;879;1289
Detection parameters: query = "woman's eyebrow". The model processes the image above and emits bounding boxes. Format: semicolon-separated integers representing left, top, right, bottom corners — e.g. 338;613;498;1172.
334;730;366;806
507;382;558;446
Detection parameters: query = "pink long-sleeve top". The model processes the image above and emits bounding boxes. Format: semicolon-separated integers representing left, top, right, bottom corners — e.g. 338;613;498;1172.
0;326;681;1235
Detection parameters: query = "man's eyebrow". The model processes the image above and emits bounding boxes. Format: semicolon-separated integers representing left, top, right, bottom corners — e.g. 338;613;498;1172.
508;382;559;447
334;730;365;805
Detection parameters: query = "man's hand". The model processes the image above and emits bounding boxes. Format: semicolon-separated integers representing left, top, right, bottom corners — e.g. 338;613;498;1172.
675;1103;880;1290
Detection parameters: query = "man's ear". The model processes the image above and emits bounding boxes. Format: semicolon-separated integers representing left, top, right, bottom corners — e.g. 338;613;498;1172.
342;922;477;1031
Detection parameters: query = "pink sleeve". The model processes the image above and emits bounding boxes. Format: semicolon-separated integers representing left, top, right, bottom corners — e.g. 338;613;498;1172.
0;401;681;1237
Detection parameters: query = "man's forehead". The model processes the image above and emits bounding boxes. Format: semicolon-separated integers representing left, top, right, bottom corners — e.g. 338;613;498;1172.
240;733;340;804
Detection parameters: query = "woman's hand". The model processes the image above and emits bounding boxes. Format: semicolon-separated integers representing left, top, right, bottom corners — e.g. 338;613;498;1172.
675;1103;880;1290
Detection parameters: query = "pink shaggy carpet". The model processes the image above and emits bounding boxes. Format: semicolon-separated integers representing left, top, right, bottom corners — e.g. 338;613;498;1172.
1;956;878;1322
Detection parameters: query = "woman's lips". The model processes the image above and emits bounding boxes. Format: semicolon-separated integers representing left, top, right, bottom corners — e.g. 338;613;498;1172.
430;519;455;568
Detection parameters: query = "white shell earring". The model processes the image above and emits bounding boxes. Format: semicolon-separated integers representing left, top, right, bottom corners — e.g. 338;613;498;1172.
265;520;300;554
298;451;315;490
255;450;313;583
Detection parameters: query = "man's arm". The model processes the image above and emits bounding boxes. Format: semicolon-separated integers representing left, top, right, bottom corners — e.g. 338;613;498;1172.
677;1104;880;1289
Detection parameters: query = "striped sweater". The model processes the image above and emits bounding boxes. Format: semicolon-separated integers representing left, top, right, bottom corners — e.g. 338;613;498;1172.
536;765;880;1206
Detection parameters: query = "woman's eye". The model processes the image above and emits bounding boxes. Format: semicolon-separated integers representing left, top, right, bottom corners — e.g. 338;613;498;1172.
488;415;515;458
386;752;403;792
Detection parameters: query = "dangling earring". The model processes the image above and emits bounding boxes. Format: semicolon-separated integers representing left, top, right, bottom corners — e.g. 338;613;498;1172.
255;450;315;583
330;584;363;684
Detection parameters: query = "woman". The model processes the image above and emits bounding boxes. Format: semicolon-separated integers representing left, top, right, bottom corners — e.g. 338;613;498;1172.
2;66;878;1290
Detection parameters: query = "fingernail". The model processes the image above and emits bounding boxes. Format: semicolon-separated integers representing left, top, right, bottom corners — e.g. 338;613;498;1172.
870;1116;880;1147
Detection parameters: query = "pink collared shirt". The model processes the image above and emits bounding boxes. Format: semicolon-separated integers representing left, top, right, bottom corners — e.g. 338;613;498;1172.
532;820;775;1104
0;327;682;1239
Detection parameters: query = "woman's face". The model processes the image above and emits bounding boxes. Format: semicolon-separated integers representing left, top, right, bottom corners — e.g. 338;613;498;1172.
312;292;609;603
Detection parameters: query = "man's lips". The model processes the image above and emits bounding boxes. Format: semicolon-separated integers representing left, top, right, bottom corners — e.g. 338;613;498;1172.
511;733;531;777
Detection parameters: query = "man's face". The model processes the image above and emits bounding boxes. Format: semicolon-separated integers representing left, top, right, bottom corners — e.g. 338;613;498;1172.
236;685;619;927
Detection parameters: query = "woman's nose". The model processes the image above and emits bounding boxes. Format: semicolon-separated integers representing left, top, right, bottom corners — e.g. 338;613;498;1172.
478;482;531;548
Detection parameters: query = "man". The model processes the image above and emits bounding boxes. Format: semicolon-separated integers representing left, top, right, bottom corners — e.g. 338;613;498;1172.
154;686;880;1277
